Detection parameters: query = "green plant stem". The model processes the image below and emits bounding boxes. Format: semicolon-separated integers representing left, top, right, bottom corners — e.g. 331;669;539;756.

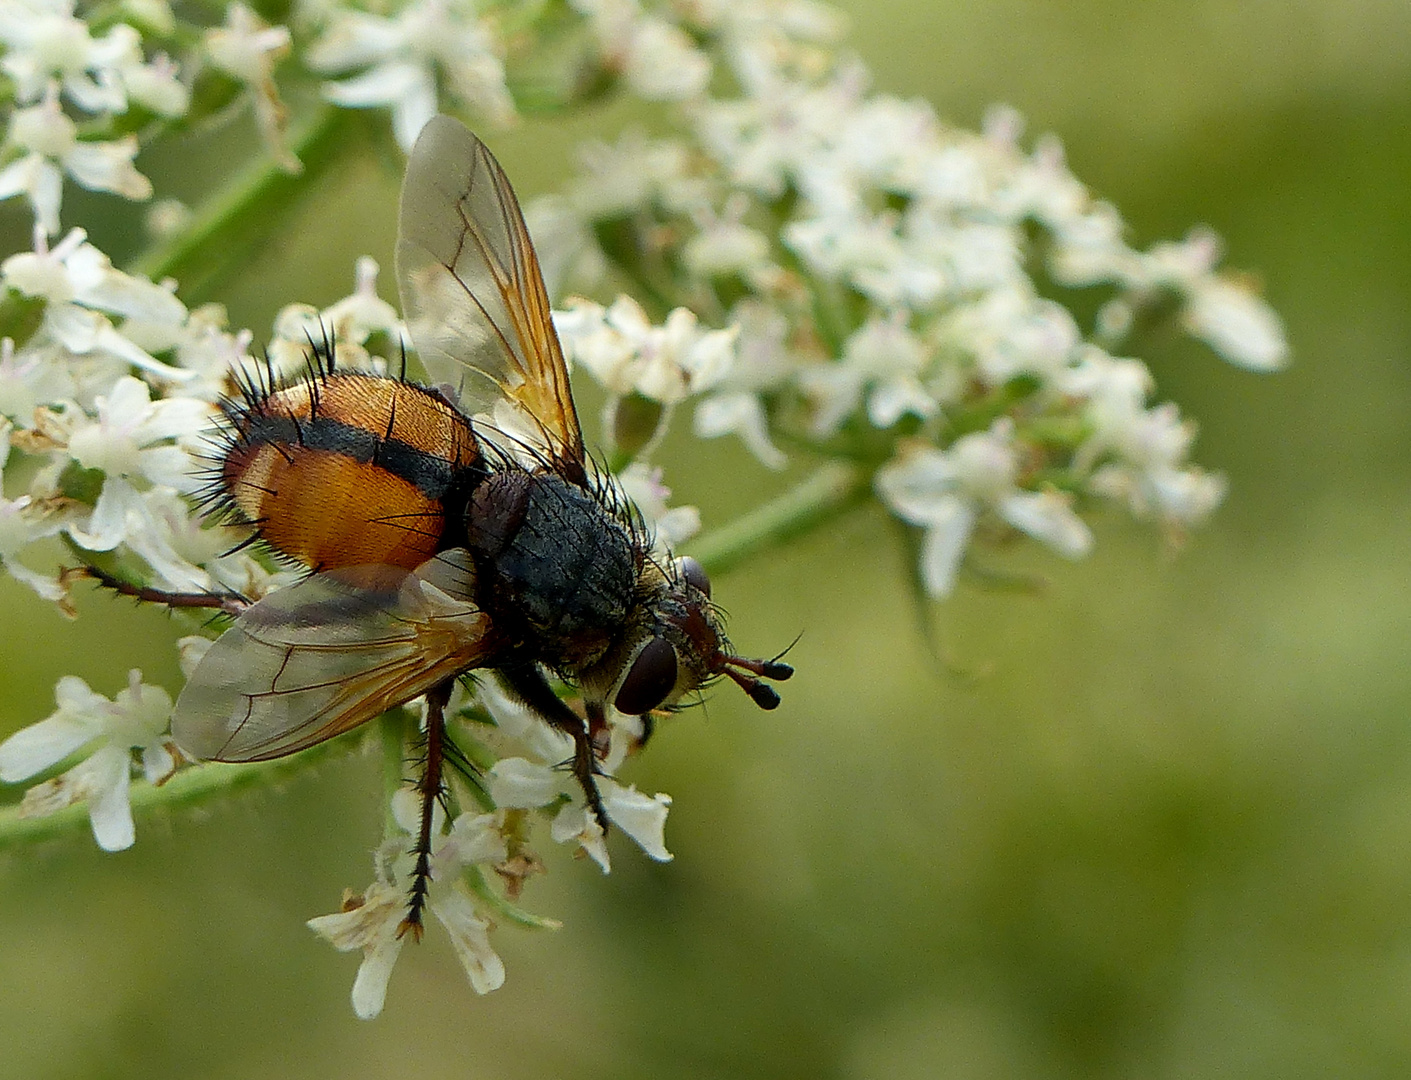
0;732;362;850
0;461;871;848
684;460;871;577
128;105;353;302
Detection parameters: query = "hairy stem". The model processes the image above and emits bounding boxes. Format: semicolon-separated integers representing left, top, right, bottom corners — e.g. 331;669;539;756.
0;732;362;850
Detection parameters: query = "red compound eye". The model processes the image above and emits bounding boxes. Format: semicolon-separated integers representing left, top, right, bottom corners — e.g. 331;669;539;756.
614;636;679;716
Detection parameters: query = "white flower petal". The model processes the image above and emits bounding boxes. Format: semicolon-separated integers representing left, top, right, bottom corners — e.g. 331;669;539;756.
84;745;135;851
350;935;405;1020
68;475;140;551
918;498;976;597
874;448;959;526
64;137;152;201
1183;277;1289;372
430;889;505;995
0;712;97;781
322;60;425;109
999;490;1094;559
437;812;508;869
1;556;66;601
141;741;175;784
551;803;610;872
389;78;439;154
307;881;407;1019
487;757;562;809
602;779;673;862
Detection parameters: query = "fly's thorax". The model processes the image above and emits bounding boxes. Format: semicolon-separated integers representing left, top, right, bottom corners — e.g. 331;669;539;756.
464;468;639;669
211;370;481;572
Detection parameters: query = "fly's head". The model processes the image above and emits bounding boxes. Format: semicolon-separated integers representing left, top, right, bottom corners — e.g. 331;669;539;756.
589;555;794;723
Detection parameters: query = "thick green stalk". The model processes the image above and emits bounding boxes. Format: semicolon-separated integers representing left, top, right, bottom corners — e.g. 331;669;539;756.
128;105;354;302
684;460;872;577
0;732;361;850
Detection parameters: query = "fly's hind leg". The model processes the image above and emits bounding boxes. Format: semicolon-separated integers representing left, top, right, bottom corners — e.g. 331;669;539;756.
80;564;248;615
399;677;454;941
498;661;608;833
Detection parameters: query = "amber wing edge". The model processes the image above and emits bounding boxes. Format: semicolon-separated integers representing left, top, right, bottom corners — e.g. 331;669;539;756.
395;115;587;486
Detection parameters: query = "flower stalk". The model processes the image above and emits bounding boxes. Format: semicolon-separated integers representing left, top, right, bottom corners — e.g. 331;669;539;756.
127;104;353;300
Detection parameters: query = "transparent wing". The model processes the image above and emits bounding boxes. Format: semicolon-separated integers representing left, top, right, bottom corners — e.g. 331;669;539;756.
396;115;585;481
173;551;492;763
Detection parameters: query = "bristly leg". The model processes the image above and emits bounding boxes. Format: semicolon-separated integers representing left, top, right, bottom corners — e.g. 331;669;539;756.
79;564;248;616
399;678;453;941
499;662;609;833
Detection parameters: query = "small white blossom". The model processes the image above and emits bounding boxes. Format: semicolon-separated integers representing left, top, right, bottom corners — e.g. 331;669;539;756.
1091;460;1227;528
66;374;207;487
695;61;866;201
0;87;151;233
1062;348;1227;528
797;313;934;438
556;295;736;405
684;195;773;280
205;4;298;171
120;51;187;117
568;130;696;218
1046;200;1140;288
0;0;185;117
2;226;192;385
876;421;1093;596
784;210;914;294
479;678;673;872
308;0;513;151
63;376;212;566
572;0;711;101
307;793;508;1019
991;132;1090;231
0;670;174;851
937;285;1081;387
307;880;409;1020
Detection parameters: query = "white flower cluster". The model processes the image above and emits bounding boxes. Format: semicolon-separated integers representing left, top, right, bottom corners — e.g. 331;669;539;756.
308;673;674;1019
526;0;1288;595
0;669;176;851
304;0;515;150
0;0;1287;1020
0;230;702;1009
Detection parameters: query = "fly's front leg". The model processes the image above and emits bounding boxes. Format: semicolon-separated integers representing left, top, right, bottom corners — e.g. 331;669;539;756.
497;661;608;833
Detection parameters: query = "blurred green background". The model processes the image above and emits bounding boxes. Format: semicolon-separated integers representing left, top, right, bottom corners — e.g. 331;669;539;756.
4;1;1411;1077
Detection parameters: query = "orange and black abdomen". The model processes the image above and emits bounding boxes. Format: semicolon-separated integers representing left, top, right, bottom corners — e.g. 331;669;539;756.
218;372;480;572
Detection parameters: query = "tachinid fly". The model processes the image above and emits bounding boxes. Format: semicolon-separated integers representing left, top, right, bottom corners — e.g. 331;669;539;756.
90;116;792;936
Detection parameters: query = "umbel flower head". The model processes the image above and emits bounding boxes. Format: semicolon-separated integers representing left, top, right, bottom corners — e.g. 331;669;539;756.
0;0;1286;1019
